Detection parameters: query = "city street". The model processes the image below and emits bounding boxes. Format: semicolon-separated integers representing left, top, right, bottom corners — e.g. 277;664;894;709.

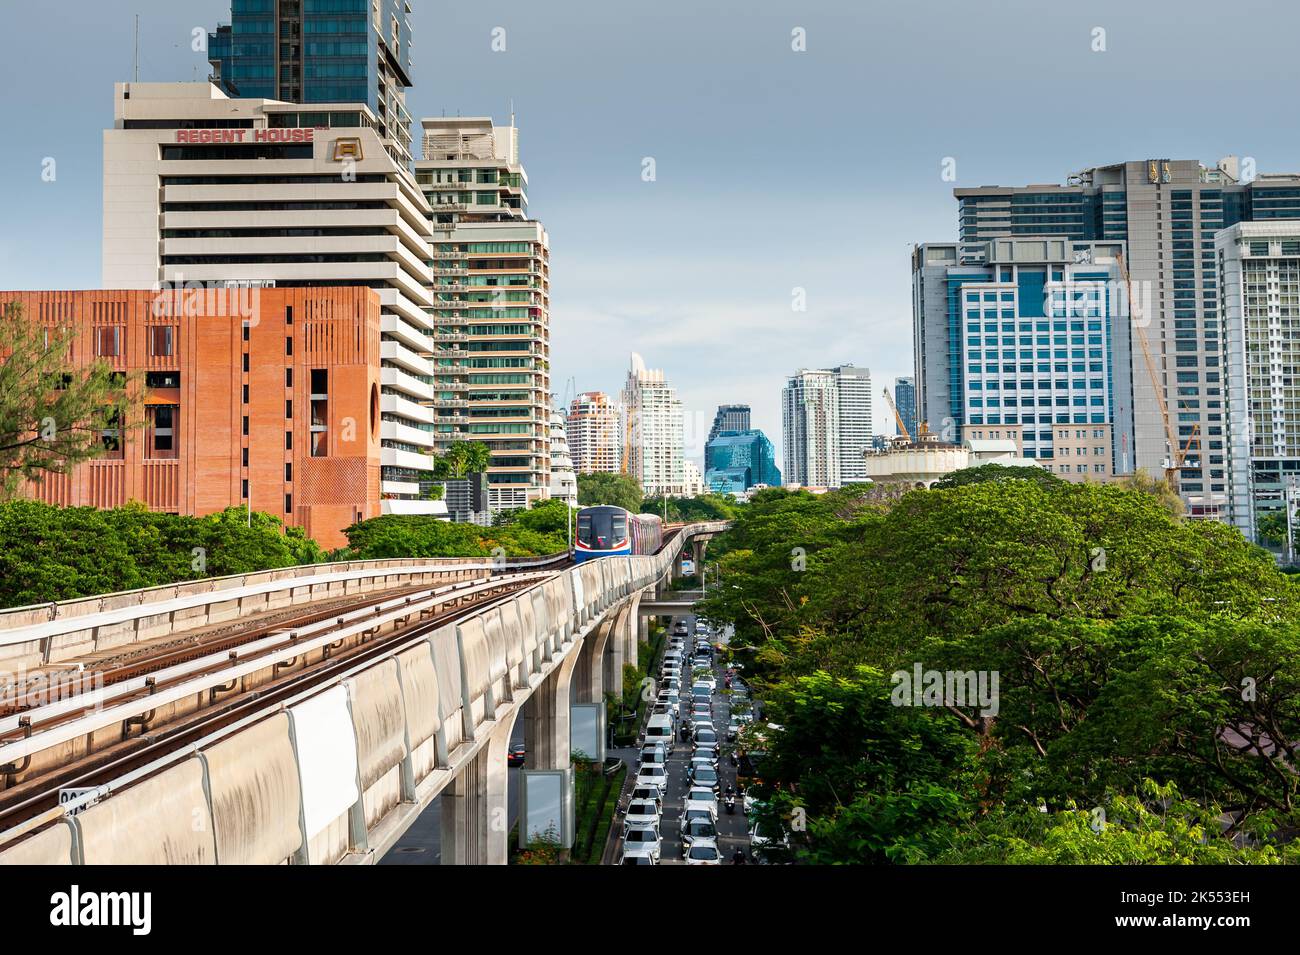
610;612;751;865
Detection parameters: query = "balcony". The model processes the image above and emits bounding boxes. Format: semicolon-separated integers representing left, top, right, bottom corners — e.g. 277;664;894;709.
382;498;450;517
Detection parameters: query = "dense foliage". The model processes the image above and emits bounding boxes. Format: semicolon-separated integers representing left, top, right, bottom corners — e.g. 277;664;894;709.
338;498;570;560
0;500;324;607
699;468;1300;864
576;471;643;513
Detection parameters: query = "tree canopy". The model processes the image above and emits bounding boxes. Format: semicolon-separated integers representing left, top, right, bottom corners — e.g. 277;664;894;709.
700;478;1300;863
576;471;643;513
0;301;141;499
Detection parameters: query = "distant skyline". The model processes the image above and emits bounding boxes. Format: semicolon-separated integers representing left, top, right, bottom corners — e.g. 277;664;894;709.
4;1;1300;468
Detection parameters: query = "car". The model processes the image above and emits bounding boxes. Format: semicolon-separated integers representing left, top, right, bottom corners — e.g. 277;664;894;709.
687;755;716;776
631;785;663;811
691;689;711;705
636;763;669;792
742;787;764;816
727;721;740;741
639;743;667;767
695;673;717;692
507;742;526;767
693;727;719;747
623;825;661;862
620;847;657;865
750;820;791;862
681;817;719;854
691;700;712;716
624;798;660;831
692;743;719;765
683;789;718;817
686;763;720;792
673;623;688;636
684;841;723;865
680;807;717;834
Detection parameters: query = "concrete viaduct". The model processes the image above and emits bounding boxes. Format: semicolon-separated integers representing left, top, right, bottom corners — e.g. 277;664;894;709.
0;523;724;865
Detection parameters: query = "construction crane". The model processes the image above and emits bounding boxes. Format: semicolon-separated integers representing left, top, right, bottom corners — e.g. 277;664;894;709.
1115;251;1199;494
882;387;911;442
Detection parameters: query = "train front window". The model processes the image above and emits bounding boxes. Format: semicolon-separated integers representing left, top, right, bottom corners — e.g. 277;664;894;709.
578;510;627;550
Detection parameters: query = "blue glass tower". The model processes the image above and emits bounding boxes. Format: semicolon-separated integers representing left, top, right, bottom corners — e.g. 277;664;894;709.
704;429;782;495
209;0;413;158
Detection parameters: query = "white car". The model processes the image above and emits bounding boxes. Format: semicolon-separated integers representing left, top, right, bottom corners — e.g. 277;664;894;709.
635;763;669;792
623;825;661;862
684;840;722;865
624;798;660;831
639;743;667;767
750;820;790;858
621;845;657;865
631;785;663;811
683;789;718;818
680;807;717;835
681;817;719;854
694;673;717;691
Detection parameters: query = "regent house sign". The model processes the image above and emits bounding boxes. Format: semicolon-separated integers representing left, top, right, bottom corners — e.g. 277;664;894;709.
174;127;316;144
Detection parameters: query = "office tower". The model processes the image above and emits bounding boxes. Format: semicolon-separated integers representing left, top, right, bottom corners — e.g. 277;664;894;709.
707;404;751;445
102;82;437;515
548;410;577;506
833;365;873;483
910;237;1125;474
1218;222;1300;543
782;369;839;487
414;117;552;511
704;429;782;495
621;353;684;496
208;0;414;161
950;158;1300;522
894;376;918;438
566;392;620;474
1;288;390;548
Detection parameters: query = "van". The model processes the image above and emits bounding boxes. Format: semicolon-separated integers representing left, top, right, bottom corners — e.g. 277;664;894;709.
644;714;674;752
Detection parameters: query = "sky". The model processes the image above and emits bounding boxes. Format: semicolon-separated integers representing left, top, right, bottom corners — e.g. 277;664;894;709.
4;0;1300;467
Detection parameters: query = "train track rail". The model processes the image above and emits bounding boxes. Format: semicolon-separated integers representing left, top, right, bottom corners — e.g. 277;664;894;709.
0;571;552;832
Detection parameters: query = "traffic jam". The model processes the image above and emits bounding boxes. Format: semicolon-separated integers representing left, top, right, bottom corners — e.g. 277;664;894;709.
614;614;774;865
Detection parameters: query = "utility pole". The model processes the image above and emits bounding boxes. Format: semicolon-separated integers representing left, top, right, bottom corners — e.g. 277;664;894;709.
134;14;140;83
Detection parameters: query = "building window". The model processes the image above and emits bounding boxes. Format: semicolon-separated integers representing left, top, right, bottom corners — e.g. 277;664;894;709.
285;368;293;388
94;326;122;357
286;399;293;418
285;462;292;482
285;430;293;450
242;416;249;436
310;368;329;457
286;336;293;356
242;447;248;467
147;405;178;459
101;411;124;460
148;326;175;357
243;353;249;373
243;384;249;404
285;305;293;325
284;493;292;514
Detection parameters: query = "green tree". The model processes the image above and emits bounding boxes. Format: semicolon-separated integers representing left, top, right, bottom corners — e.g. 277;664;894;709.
931;462;1064;491
0;301;140;499
1114;468;1185;519
432;440;491;479
576;471;642;513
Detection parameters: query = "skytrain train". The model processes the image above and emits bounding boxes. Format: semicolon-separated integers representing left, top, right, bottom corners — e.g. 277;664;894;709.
573;505;663;562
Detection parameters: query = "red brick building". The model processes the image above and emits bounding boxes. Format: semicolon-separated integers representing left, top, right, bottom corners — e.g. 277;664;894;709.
3;287;383;548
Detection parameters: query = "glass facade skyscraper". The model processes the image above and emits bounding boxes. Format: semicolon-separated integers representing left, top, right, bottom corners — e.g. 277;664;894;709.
707;405;751;445
894;376;918;438
704;429;781;495
208;0;414;161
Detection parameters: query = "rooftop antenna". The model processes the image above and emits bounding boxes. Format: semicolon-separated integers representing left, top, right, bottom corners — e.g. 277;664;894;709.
509;98;515;128
133;13;140;83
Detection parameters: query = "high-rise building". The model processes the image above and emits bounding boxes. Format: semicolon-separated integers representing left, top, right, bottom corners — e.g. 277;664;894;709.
949;158;1300;523
1218;222;1300;543
566;392;620;474
782;369;839;487
682;460;706;498
704;429;782;495
2;288;394;548
102;82;438;515
833;365;873;484
707;405;751;445
208;0;414;162
911;237;1126;475
621;353;684;496
414;117;551;512
548;409;577;506
894;376;918;438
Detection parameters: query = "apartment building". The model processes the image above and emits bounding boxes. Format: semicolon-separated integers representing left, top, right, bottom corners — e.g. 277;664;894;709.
414;117;551;511
566;391;620;474
621;354;684;496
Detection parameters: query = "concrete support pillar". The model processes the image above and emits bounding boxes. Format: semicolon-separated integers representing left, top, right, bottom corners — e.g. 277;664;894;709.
575;615;614;705
440;718;513;865
524;652;576;772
